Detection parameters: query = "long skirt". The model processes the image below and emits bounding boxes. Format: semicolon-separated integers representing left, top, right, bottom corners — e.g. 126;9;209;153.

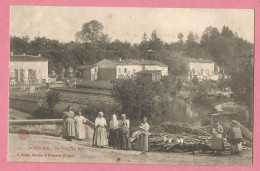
119;130;131;150
93;127;108;147
75;122;86;140
66;118;75;137
108;128;120;149
133;133;150;152
61;119;67;139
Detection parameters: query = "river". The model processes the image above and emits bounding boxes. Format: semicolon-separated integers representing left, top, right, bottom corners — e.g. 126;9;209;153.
152;99;213;126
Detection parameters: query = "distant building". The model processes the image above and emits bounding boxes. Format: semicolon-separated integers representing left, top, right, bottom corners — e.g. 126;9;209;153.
186;58;216;81
77;58;168;81
9;52;48;85
136;70;162;82
77;65;98;81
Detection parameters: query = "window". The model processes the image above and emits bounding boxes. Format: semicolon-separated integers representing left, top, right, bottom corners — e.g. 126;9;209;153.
124;68;127;73
10;71;14;77
94;67;97;73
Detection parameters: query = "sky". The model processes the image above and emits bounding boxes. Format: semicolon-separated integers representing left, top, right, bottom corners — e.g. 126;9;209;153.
10;6;254;44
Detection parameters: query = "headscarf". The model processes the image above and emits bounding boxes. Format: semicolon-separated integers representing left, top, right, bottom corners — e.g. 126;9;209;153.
112;114;118;128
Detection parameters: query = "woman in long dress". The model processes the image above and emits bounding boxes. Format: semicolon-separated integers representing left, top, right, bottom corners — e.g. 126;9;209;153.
108;114;120;149
74;111;87;140
92;112;108;148
118;114;131;150
132;117;150;152
61;106;75;141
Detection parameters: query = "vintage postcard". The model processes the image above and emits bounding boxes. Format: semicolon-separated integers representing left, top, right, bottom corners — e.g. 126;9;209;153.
8;6;254;165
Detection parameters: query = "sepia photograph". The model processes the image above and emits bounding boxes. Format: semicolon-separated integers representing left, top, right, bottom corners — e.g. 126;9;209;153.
8;6;254;165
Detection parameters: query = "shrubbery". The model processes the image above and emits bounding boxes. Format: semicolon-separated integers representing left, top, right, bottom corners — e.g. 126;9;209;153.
112;77;169;122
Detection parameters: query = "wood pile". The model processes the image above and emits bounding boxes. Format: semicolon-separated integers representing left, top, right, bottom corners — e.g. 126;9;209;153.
149;133;212;152
148;121;252;152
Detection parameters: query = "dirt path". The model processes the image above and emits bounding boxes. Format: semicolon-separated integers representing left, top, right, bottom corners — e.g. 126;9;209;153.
8;133;252;165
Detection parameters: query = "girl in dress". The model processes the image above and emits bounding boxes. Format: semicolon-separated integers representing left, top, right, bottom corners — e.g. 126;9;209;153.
92;112;108;148
61;106;75;141
118;114;131;150
74;111;87;140
108;114;120;149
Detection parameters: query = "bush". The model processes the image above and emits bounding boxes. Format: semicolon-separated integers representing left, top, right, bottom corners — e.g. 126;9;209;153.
32;107;50;119
112;77;169;122
46;90;61;115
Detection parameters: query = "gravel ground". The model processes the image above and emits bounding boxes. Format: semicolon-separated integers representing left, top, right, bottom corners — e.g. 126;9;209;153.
8;133;252;165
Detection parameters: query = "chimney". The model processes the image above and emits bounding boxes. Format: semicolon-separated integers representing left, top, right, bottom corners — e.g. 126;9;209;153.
38;54;41;57
23;53;26;56
119;57;121;62
10;52;13;56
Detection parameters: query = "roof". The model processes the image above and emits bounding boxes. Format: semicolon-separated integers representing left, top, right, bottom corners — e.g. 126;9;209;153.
136;70;162;75
77;64;97;70
10;55;48;62
96;59;118;68
99;59;168;67
185;58;214;63
78;58;168;70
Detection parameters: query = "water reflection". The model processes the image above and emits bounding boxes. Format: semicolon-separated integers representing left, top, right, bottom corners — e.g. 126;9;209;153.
153;99;212;126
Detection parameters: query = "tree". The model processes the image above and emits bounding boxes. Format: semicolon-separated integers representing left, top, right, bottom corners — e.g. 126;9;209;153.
161;52;189;81
192;75;199;86
148;30;163;52
226;53;254;126
140;32;149;59
10;36;30;54
112;77;167;122
178;33;184;43
221;25;235;39
176;77;183;92
75;20;107;43
46;90;61;116
187;32;198;44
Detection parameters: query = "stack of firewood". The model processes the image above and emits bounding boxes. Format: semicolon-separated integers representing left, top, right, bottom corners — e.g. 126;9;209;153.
149;132;212;152
148;121;253;153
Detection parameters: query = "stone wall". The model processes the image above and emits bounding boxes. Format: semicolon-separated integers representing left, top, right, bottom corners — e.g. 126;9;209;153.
9;119;95;140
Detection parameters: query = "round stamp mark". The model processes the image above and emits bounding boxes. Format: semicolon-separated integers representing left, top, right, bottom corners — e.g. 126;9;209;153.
18;129;29;140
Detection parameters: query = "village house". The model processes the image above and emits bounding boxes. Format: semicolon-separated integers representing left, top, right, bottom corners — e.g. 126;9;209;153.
9;52;48;85
77;58;168;81
136;70;162;82
186;58;218;81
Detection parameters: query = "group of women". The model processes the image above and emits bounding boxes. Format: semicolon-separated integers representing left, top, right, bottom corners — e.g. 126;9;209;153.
61;106;149;151
61;106;88;141
93;112;131;150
